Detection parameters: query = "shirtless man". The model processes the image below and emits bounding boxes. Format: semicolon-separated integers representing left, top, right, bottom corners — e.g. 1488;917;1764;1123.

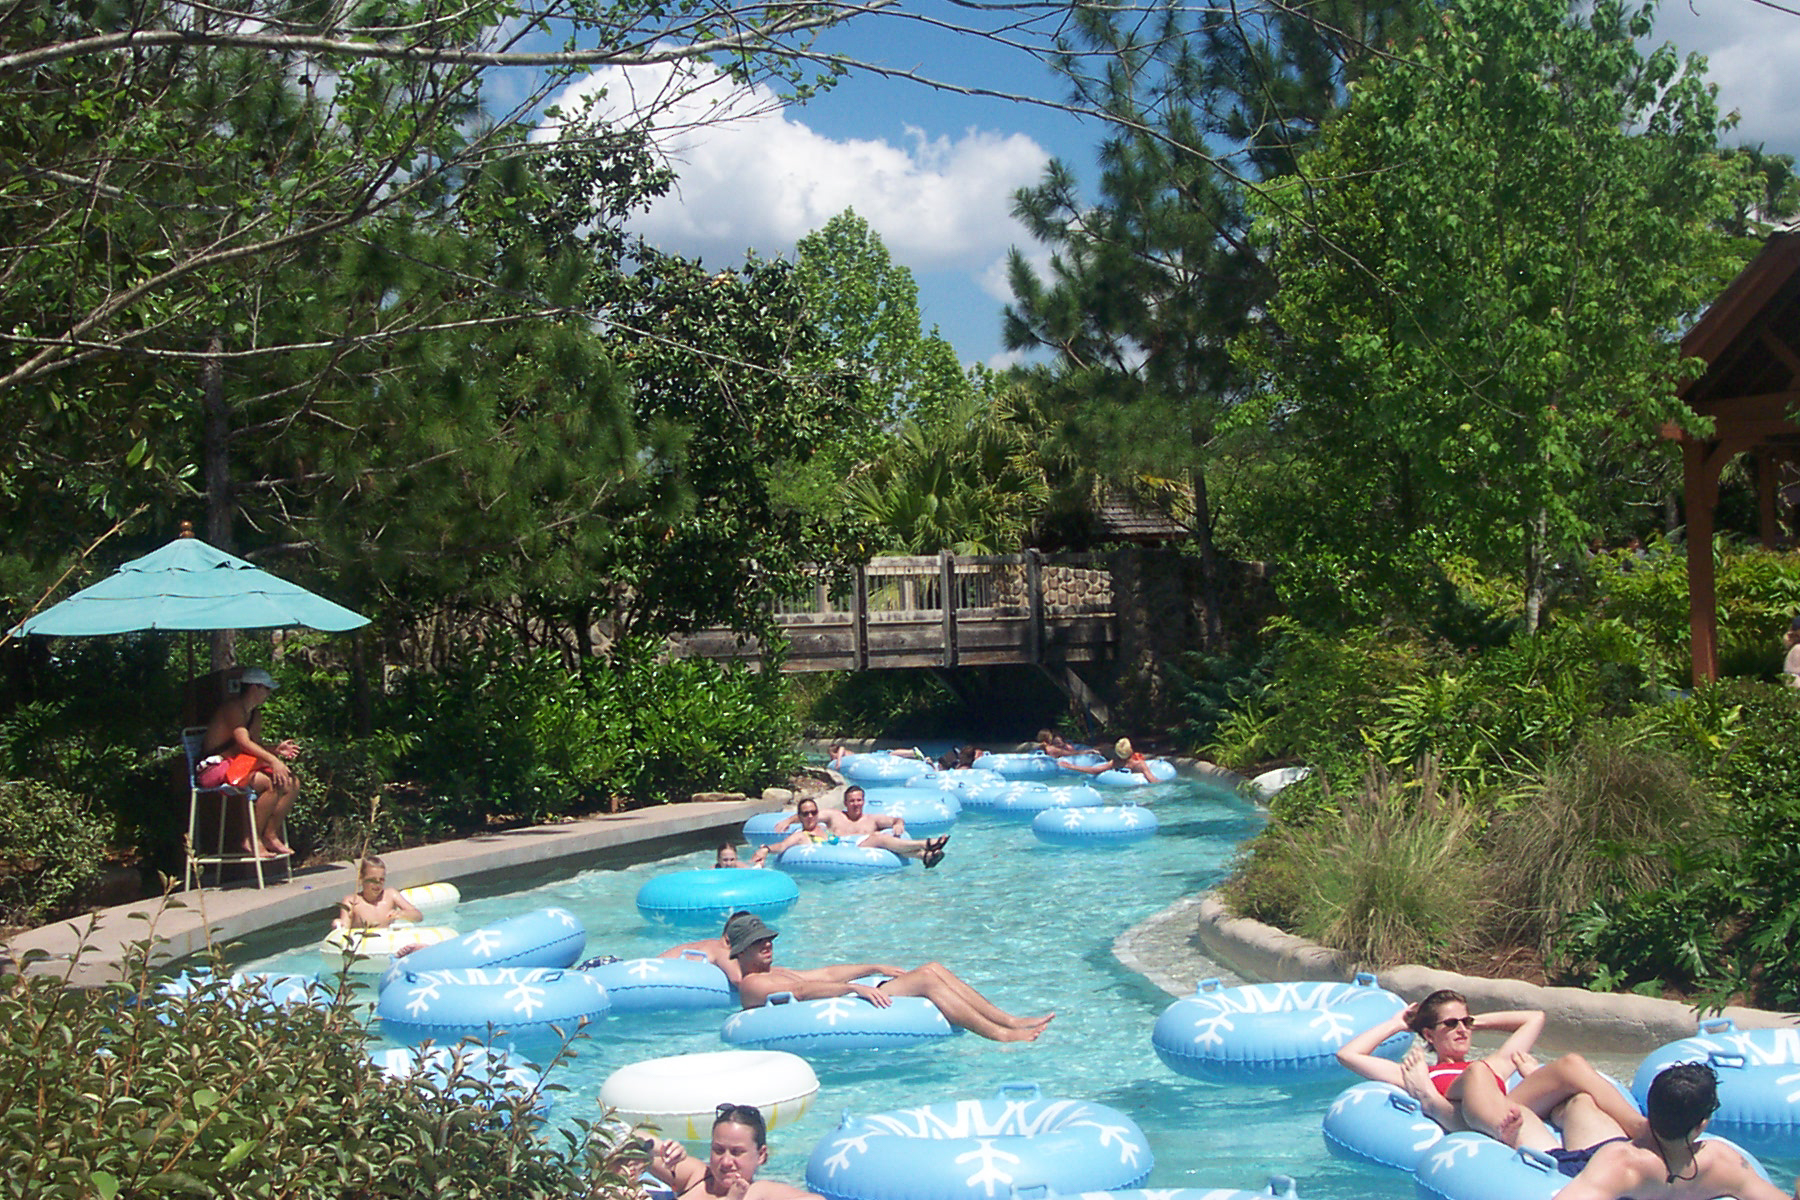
645;1102;820;1200
196;666;300;856
332;856;423;929
763;790;949;867
725;912;1052;1043
1058;737;1157;782
1554;1062;1798;1200
659;910;753;985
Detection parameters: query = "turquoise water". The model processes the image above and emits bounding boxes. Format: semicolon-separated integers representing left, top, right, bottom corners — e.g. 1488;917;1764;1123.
236;777;1798;1198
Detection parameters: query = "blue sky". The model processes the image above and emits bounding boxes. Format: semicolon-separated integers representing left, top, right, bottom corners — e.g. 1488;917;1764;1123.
547;1;1800;370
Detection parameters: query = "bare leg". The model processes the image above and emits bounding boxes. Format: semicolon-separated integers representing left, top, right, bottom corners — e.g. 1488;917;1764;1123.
880;964;1053;1041
249;771;296;855
1452;1060;1557;1150
861;832;927;858
1509;1054;1648;1140
1554;1093;1630;1151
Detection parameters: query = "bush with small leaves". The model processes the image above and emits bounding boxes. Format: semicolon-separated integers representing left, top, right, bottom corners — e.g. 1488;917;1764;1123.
0;926;645;1199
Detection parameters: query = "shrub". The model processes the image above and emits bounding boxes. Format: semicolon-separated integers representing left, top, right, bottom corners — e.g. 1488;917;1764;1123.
1224;759;1486;969
1483;724;1714;967
0;779;111;926
1597;541;1800;680
1;932;640;1198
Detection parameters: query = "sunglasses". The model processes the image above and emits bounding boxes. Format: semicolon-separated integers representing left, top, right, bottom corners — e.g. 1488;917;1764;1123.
1433;1016;1476;1030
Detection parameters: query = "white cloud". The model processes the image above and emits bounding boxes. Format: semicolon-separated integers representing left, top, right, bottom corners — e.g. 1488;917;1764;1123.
1657;0;1800;157
540;59;1051;275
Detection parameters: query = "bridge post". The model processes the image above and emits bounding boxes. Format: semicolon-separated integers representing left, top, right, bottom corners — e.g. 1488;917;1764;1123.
940;551;958;667
1026;550;1043;664
853;563;869;671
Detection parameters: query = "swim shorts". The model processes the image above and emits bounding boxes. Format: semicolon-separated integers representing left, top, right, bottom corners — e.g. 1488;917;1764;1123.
1548;1137;1630;1177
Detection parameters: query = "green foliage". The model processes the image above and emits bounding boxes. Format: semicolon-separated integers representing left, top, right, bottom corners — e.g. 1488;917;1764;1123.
1484;725;1714;964
385;640;800;822
793;670;969;741
0;780;110;927
1233;0;1747;626
1225;760;1486;968
0;936;641;1197
1596;541;1800;680
847;388;1048;555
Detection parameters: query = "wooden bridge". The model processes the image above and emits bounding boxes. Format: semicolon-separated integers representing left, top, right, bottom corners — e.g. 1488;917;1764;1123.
676;552;1117;675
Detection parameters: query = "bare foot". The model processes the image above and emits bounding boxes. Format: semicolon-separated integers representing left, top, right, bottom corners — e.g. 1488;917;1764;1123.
1494;1105;1524;1147
239;839;267;859
262;837;291;856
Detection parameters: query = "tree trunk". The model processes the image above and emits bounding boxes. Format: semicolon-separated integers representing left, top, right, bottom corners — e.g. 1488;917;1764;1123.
1191;466;1224;646
1524;504;1549;633
202;333;236;671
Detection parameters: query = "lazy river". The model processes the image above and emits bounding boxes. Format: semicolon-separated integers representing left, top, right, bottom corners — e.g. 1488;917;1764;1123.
233;771;1799;1198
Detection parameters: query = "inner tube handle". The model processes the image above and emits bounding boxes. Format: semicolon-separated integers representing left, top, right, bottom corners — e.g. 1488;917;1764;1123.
995;1082;1043;1102
1517;1147;1557;1174
1708;1051;1749;1071
767;991;796;1006
1698;1017;1737;1035
1352;971;1378;988
1197;977;1223;994
1011;1187;1050;1200
679;949;708;962
1265;1176;1299;1199
1386;1091;1422;1114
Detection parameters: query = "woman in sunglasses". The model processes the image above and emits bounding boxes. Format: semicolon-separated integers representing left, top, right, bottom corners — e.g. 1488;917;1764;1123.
1338;989;1647;1159
646;1103;822;1200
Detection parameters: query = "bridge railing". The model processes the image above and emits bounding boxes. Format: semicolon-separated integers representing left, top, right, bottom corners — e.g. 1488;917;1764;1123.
681;552;1115;671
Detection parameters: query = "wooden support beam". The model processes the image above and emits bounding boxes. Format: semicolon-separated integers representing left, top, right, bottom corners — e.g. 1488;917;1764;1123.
940;551;957;668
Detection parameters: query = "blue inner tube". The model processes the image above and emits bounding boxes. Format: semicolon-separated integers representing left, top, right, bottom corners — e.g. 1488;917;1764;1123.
377;965;611;1045
861;792;957;839
1032;803;1158;845
903;768;1004;793
371;1044;550;1119
965;782;1104;815
1631;1019;1800;1156
979;752;1063;780
635;868;799;928
395;906;588;973
157;969;333;1010
1151;974;1410;1084
774;839;910;877
742;811;790;845
1322;1080;1446;1170
839;753;933;783
805;1083;1153;1200
1060;755;1178;787
721;984;959;1052
580;953;736;1013
866;784;962;817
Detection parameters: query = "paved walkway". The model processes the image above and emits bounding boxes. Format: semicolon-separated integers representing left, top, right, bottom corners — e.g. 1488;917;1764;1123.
5;794;791;988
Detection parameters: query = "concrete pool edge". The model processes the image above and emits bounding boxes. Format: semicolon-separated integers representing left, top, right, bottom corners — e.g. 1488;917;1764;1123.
5;795;792;988
1115;891;1798;1054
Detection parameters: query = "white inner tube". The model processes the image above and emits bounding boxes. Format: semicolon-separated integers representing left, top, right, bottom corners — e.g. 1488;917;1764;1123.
600;1050;819;1141
321;923;459;972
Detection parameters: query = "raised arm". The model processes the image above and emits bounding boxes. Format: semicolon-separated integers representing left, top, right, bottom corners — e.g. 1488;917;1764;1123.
390;890;423;923
1335;1009;1413;1088
1471;1009;1546;1069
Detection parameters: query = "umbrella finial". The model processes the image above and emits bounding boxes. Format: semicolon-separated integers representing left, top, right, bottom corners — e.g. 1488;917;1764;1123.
178;520;194;539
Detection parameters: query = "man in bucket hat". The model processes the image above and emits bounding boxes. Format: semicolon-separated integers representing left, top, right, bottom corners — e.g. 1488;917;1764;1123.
728;913;1053;1042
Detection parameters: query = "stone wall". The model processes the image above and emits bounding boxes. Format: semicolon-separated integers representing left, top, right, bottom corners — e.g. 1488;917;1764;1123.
1106;548;1280;729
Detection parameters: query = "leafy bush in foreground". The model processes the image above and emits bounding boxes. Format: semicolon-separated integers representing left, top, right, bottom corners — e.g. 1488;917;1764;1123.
0;779;110;928
0;930;640;1199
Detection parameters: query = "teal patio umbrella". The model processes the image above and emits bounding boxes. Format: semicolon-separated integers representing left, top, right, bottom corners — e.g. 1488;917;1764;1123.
12;532;368;637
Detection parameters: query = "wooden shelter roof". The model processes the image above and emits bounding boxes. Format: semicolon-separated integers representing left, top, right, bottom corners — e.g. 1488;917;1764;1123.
1095;484;1193;543
1679;232;1800;433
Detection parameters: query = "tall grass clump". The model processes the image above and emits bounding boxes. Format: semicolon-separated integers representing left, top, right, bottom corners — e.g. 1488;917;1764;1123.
1483;725;1714;969
1225;759;1486;969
